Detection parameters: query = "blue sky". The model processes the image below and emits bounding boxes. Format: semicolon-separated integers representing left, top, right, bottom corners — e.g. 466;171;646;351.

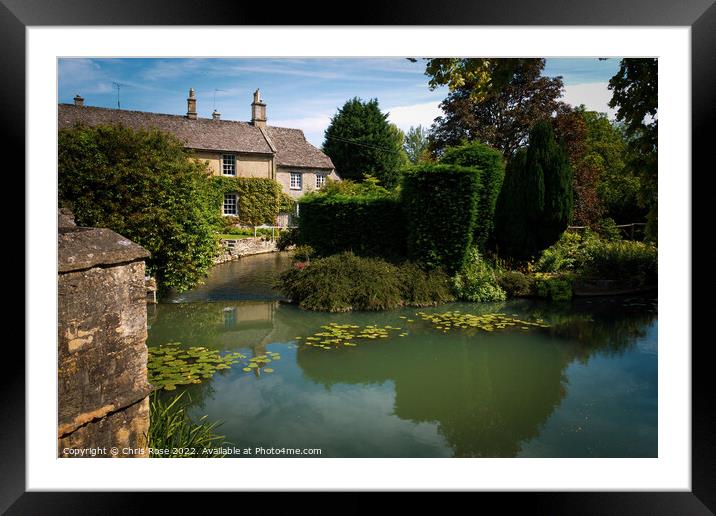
58;58;621;147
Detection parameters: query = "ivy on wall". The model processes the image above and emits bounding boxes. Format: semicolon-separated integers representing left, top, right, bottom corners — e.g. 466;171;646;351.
211;176;283;226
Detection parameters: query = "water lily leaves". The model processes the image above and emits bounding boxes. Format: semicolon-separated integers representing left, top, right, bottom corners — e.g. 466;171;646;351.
264;368;274;373
415;311;550;334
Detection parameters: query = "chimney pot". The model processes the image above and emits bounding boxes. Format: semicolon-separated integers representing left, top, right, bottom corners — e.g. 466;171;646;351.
186;88;197;119
73;94;84;107
212;110;221;121
251;88;267;128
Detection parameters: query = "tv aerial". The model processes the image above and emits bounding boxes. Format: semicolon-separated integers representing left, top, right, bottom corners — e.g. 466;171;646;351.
112;81;129;109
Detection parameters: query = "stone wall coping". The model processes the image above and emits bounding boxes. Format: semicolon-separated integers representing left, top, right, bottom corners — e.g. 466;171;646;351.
58;227;150;273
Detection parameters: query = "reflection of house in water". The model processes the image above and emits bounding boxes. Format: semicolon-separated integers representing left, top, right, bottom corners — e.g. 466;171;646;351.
216;302;277;356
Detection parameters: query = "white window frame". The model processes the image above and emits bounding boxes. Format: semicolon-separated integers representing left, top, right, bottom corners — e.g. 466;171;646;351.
221;154;236;176
223;193;238;216
315;173;326;188
290;171;302;190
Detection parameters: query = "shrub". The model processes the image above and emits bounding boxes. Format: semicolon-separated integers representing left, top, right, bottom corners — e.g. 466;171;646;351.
494;121;573;259
585;240;657;286
298;194;406;260
536;230;601;273
534;275;573;302
275;252;452;312
396;262;455;307
497;271;534;297
440;142;505;250
292;245;314;262
452;247;507;302
402;163;481;273
147;391;229;457
58;124;220;294
276;227;298;251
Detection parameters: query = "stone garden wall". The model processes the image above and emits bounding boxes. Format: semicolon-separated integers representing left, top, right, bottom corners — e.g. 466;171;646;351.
214;237;278;264
57;212;152;458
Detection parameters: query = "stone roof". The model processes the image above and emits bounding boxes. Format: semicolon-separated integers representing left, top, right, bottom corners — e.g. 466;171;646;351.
58;104;334;170
266;126;334;170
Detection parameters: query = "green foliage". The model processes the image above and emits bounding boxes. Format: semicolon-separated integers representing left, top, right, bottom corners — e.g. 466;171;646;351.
147;391;229;457
276;252;453;312
279;192;296;214
535;276;573;302
608;58;658;240
211;176;283;226
439;141;505;249
402;163;481;273
322;97;406;189
585;240;657;287
429;59;566;157
595;218;622;241
292;245;315;262
297;194;406;260
537;230;657;287
276;227;299;251
494;121;573;259
536;230;602;273
58;124;219;294
404;125;431;164
497;270;534;298
451;247;507;302
311;177;392;198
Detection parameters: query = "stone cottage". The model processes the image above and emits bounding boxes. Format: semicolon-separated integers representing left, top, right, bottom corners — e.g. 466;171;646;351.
58;89;337;222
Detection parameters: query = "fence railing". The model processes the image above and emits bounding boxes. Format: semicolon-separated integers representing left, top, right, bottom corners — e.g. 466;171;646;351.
567;222;647;240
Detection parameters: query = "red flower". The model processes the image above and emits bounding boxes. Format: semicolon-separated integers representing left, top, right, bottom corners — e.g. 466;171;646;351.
295;262;306;270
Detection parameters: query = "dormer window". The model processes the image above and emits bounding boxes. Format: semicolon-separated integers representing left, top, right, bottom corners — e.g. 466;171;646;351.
222;154;236;176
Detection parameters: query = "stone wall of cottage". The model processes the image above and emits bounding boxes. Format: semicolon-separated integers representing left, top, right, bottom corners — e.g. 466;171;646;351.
57;210;153;458
193;150;274;179
276;168;338;199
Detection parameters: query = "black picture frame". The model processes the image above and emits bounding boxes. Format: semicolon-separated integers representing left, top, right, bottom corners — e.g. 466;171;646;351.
6;0;712;512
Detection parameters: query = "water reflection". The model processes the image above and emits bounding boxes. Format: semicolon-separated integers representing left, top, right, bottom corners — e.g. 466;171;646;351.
147;293;657;457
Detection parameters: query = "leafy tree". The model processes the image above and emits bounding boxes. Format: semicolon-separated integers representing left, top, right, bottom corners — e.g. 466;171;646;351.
608;58;658;240
422;58;540;102
494;121;573;259
322;97;406;189
552;105;604;226
428;59;566;158
58;124;220;294
404;125;431;164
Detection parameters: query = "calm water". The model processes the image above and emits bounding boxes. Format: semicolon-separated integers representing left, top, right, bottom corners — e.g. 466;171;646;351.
149;254;658;458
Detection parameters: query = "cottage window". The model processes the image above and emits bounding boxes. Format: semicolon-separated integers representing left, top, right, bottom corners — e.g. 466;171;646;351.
223;193;238;216
222;154;236;176
316;173;326;188
290;172;302;190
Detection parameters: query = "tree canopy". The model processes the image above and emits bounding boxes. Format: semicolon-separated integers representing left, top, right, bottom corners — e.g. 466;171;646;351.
404;125;431;164
428;59;566;158
608;58;658;239
322;97;406;189
58;124;220;294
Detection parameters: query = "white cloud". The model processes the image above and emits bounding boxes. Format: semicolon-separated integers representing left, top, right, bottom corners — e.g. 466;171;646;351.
385;101;442;132
561;82;616;118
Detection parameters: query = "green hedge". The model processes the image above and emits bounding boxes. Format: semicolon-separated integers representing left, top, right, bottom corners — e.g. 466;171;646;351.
401;163;481;274
212;176;283;226
297;195;406;259
440;142;505;250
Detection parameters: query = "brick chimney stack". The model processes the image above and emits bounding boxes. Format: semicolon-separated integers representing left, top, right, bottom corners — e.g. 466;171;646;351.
186;88;197;119
251;89;266;128
212;109;221;121
73;94;84;107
